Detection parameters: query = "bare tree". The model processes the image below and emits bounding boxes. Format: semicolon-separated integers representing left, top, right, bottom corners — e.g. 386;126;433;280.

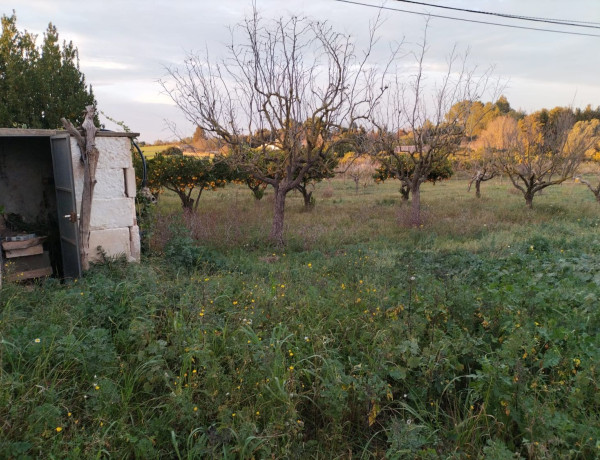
467;166;497;198
573;119;600;202
372;25;497;225
161;8;388;245
577;176;600;202
499;109;599;207
338;153;379;194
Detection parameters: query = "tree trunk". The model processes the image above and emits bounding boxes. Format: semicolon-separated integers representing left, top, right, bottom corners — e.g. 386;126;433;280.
247;179;265;200
252;187;264;200
576;178;600;203
400;184;410;201
410;183;421;226
475;179;482;198
302;189;313;208
193;188;204;211
525;191;534;208
270;188;286;246
177;190;194;210
296;184;313;208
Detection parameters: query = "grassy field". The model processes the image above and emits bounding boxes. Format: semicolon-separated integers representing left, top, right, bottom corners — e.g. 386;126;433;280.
2;176;600;458
151;174;600;254
139;144;214;160
139;144;179;158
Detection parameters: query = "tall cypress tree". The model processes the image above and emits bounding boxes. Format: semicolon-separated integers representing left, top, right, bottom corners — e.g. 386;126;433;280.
0;12;96;128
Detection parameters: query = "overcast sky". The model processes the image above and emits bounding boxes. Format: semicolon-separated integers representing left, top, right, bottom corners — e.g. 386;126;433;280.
3;0;600;142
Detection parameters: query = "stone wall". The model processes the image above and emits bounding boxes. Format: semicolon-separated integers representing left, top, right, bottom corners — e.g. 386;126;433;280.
70;136;141;263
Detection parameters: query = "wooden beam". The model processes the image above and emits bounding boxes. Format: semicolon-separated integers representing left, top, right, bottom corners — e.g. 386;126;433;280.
6;266;53;282
0;128;59;137
5;245;44;258
1;236;46;251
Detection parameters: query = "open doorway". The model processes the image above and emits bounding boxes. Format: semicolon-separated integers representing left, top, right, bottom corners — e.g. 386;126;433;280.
0;133;81;281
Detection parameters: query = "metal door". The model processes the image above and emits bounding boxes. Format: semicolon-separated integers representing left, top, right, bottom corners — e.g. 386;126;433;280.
50;134;82;279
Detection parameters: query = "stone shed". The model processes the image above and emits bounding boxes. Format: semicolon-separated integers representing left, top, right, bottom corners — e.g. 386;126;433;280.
0;128;141;284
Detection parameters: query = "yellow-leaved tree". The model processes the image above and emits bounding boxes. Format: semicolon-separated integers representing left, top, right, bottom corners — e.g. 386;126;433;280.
573;119;600;201
499;108;600;207
467;115;519;197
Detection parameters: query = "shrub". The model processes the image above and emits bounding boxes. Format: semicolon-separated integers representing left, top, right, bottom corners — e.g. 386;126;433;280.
164;227;226;272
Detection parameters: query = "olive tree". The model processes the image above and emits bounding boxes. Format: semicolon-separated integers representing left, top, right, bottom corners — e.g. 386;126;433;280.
161;9;387;244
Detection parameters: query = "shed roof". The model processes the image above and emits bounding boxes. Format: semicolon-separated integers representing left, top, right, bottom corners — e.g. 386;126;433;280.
0;128;139;138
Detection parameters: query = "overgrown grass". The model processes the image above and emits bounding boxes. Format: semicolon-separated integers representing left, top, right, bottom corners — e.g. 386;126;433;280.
151;176;600;253
2;177;600;458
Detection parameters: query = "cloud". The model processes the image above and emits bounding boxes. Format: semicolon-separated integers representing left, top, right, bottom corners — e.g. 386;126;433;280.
7;0;600;142
80;58;135;71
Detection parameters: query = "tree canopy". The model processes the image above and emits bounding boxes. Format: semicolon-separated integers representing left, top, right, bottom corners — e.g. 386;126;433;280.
370;24;498;225
494;109;600;207
146;153;231;211
374;152;453;200
0;12;96;128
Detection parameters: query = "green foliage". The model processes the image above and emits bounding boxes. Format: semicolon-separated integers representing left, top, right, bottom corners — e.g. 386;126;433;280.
495;95;511;115
295;151;338;206
234;146;338;205
146;153;230;210
375;153;453;199
164;225;226;272
575;104;600;122
3;180;600;457
238;146;289;180
162;146;183;156
0;12;96;128
331;126;367;158
230;166;268;200
483;439;523;459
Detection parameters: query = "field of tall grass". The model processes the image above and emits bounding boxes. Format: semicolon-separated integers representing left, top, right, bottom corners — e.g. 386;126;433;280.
2;176;600;458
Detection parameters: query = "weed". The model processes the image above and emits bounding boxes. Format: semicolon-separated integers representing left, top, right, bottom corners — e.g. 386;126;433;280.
2;178;600;457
